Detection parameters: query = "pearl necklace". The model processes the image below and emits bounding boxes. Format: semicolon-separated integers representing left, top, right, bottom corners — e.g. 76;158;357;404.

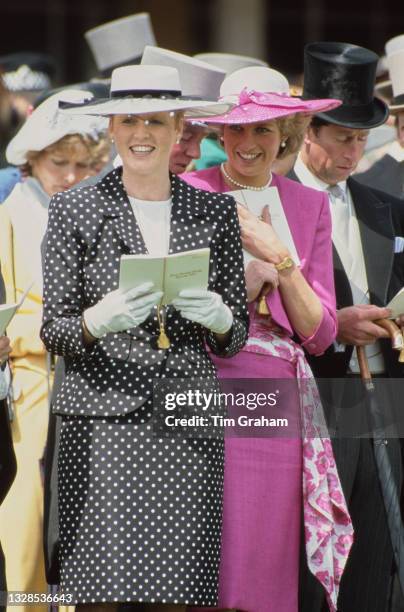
220;163;272;191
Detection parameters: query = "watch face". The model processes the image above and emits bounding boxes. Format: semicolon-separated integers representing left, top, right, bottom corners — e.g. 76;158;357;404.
276;256;294;271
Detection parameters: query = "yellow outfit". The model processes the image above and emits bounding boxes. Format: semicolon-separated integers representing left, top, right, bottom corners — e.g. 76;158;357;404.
0;179;50;612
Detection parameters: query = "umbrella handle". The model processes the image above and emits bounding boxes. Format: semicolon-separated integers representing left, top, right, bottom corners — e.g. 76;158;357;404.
375;318;404;350
356;345;372;383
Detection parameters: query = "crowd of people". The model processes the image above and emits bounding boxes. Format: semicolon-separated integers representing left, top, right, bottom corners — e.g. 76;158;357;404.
1;10;404;612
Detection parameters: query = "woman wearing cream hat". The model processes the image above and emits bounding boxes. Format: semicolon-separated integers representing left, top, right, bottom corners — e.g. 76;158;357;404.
40;64;248;610
0;89;109;612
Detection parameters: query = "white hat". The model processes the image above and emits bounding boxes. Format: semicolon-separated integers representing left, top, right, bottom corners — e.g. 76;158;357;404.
387;49;404;112
194;52;268;75
58;65;232;118
385;34;404;56
85;13;156;76
219;66;289;100
141;46;226;101
6;89;108;166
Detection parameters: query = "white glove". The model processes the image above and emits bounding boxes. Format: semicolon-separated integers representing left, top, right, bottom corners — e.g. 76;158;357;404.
84;282;163;338
172;289;233;334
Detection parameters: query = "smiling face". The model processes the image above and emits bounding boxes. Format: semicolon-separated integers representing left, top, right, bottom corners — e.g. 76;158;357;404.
109;112;183;178
302;123;369;184
169;124;205;174
222;120;281;186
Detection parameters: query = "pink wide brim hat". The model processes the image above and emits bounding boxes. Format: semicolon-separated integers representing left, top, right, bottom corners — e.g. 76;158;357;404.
206;88;342;124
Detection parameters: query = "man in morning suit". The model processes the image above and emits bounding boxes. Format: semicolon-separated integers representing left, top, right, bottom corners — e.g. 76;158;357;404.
289;42;404;612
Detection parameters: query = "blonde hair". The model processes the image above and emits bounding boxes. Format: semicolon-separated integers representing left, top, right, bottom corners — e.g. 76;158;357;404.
25;132;110;174
275;114;310;159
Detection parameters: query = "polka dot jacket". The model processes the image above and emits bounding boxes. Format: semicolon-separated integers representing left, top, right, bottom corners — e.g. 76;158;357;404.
40;168;249;417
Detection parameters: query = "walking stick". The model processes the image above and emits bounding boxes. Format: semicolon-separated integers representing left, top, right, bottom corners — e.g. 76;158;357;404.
356;319;404;596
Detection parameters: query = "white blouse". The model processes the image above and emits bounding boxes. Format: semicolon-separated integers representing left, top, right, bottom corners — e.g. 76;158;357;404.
128;196;172;257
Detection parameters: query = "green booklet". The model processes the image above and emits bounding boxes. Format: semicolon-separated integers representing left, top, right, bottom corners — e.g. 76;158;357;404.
119;248;210;305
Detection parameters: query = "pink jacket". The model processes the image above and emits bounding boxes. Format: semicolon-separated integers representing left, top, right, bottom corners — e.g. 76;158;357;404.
181;166;337;356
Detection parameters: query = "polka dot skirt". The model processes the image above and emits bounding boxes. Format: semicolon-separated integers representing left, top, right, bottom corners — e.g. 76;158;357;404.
41;168;249;605
58;401;224;605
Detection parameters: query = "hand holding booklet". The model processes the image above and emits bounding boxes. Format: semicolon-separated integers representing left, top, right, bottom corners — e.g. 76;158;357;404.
228;187;300;267
0;283;33;336
119;248;210;305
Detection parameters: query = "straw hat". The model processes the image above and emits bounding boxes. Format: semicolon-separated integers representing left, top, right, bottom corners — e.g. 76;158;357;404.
204;66;340;125
58;65;232;119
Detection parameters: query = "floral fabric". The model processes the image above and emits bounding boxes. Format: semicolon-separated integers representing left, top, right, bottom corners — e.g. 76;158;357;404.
246;313;354;612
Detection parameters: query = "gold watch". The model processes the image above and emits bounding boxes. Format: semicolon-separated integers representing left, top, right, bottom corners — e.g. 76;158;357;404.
274;256;295;272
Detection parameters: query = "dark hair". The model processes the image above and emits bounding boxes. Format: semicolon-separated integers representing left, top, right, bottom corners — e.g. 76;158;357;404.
309;116;331;132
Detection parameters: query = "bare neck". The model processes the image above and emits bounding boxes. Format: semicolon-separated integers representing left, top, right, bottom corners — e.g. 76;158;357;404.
122;167;172;201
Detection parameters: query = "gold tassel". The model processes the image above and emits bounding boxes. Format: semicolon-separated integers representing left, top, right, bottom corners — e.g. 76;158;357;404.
157;328;170;349
157;304;170;349
257;293;270;315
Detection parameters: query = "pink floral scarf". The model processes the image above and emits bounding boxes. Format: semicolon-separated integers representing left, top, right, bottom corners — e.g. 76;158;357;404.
246;316;354;611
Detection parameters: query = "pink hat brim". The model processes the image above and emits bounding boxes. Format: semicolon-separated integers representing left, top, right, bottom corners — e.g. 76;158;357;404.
206;91;342;124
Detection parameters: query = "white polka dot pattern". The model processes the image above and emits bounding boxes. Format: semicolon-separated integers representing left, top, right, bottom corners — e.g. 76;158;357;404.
58;409;224;605
40;168;249;418
40;168;248;605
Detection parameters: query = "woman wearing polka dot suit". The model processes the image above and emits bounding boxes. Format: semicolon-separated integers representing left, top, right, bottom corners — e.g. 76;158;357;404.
40;66;248;612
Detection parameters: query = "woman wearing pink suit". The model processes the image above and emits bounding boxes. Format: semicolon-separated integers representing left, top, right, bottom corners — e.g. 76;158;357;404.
181;67;353;612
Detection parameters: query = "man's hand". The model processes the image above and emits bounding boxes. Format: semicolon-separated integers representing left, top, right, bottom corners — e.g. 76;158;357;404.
337;305;392;346
0;336;11;363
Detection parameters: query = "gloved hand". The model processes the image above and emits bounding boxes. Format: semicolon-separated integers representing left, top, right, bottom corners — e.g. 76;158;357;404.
172;289;233;335
83;281;163;339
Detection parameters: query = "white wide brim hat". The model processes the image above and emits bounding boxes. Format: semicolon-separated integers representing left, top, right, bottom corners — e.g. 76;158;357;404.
6;89;108;166
59;65;232;119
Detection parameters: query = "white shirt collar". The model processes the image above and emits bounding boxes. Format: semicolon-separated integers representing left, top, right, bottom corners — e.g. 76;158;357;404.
294;154;347;196
386;140;404;163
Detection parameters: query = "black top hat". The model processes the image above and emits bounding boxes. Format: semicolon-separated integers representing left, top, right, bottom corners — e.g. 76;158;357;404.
302;42;389;129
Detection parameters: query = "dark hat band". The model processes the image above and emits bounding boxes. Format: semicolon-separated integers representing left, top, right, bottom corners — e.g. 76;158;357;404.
329;100;380;121
110;88;182;99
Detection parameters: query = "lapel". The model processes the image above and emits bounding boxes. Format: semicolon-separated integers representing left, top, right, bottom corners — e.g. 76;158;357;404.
168;173;209;254
97;167;147;255
332;244;353;308
348;177;395;305
97;168;210;256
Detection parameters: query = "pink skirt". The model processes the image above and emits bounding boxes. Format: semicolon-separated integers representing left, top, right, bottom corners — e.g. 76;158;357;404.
190;350;302;612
